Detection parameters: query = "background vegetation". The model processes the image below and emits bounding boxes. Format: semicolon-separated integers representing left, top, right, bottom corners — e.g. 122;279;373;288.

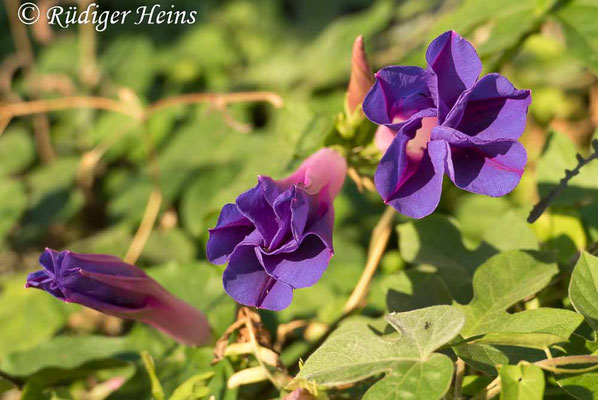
0;0;598;398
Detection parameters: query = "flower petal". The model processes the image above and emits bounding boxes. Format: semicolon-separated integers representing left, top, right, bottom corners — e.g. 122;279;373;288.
444;136;527;197
280;148;347;200
444;73;531;140
223;246;293;311
426;30;482;121
382;140;447;219
236;182;279;246
207;203;255;264
257;235;332;289
62;251;147;277
363;66;435;130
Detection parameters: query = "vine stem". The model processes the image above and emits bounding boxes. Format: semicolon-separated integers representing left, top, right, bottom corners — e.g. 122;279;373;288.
453;358;466;400
343;206;395;313
472;377;501;400
0;91;284;125
527;139;598;223
123;189;162;265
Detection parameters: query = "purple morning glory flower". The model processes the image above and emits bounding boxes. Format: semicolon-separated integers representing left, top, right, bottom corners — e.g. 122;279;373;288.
207;148;347;311
26;249;211;346
363;30;531;218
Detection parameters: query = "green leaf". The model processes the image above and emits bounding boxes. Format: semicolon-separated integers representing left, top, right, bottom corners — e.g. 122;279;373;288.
398;215;496;303
0;275;73;358
21;157;84;242
141;229;195;265
499;364;545;400
553;0;598;75
451;251;580;374
141;351;165;400
1;335;131;377
293;306;465;399
379;267;453;313
0;126;35;176
474;332;567;350
0;179;27;247
569;251;598;331
481;211;539;252
169;372;214;400
456;251;559;337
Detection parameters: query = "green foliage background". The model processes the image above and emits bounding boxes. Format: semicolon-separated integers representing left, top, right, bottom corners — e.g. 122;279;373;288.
0;0;598;398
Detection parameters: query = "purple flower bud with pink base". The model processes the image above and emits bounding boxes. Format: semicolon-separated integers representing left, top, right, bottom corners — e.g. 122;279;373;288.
26;249;211;346
207;148;347;311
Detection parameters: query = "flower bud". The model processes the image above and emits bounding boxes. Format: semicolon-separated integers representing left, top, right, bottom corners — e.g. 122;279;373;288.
26;249;211;346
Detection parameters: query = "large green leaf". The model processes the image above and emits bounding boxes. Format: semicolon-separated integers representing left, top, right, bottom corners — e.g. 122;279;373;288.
452;251;582;374
569;251;598;331
456;251;559;337
293;306;465;399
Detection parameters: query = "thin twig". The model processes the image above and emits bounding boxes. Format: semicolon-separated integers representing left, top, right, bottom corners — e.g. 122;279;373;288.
123;189;162;265
472;377;501;400
147;91;284;114
244;314;290;390
78;0;100;87
453;358;466;400
528;139;598;223
535;355;598;372
0;91;284;121
0;96;143;119
343;206;395;313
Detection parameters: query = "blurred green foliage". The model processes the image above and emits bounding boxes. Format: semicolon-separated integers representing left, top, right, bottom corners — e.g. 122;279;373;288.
0;0;597;398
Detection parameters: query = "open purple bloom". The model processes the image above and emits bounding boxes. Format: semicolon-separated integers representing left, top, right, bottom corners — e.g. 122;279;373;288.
207;148;347;311
26;249;211;346
363;30;531;218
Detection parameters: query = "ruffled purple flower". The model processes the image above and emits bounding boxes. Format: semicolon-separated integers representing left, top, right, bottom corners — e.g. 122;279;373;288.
26;249;211;346
363;30;531;218
207;148;347;311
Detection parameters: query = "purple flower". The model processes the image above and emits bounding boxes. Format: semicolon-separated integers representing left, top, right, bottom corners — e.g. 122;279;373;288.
363;30;531;218
26;249;211;346
207;148;347;311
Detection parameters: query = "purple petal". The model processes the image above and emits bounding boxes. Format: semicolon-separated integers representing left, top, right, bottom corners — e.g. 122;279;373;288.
207;203;255;264
223;246;293;311
443;73;531;140
25;270;64;299
381;140;447;219
257;235;332;289
39;248;65;275
363;66;435;130
236;181;279;246
62;251;147;278
257;175;283;206
444;136;527;197
270;186;311;249
426;31;482;121
304;204;334;251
